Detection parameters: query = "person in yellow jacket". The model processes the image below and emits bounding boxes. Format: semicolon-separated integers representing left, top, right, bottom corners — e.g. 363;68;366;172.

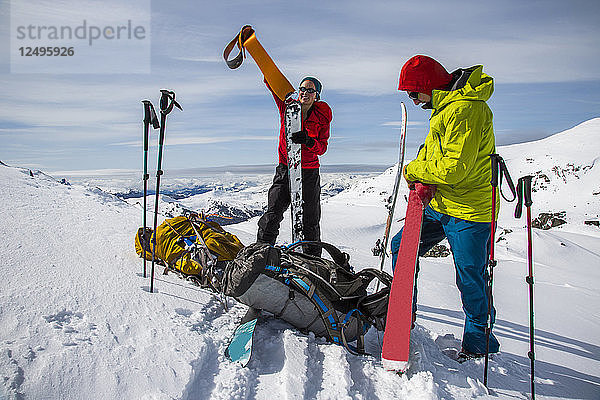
390;55;499;359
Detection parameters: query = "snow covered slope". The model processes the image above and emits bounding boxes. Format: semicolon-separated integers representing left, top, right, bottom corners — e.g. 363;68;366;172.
1;119;599;399
500;118;600;224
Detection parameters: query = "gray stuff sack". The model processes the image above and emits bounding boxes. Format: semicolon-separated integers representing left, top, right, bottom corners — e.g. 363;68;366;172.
222;241;392;354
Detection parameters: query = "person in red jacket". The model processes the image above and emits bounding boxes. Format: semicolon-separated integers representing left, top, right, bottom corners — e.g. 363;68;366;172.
257;77;332;256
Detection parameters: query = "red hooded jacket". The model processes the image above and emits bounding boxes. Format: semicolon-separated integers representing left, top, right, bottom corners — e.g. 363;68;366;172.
267;82;332;168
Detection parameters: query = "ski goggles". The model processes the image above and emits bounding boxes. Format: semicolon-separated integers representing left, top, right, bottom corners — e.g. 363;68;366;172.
408;92;419;100
299;87;317;94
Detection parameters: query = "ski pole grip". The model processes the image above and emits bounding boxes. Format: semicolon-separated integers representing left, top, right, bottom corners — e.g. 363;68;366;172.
489;154;500;188
515;178;524;219
160;91;169;112
515;175;533;218
523;175;533;207
159;89;183;115
142;100;160;147
142;101;151;151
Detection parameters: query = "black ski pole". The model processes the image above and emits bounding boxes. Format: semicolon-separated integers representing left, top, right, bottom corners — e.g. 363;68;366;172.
142;100;160;278
515;175;535;399
484;153;516;387
484;154;500;388
150;90;182;293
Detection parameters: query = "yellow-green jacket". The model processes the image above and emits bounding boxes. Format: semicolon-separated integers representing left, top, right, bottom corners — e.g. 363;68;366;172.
404;65;498;222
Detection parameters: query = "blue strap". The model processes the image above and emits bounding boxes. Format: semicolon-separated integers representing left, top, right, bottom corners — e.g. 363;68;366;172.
285;240;306;249
265;264;288;274
343;308;363;324
182;236;196;247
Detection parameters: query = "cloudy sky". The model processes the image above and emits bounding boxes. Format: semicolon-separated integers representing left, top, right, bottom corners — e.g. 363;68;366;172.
1;0;599;174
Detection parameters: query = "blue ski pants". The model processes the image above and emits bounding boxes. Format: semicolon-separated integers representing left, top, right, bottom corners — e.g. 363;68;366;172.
390;206;500;354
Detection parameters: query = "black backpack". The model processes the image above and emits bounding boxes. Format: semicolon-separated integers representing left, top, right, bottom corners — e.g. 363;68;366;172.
222;241;392;354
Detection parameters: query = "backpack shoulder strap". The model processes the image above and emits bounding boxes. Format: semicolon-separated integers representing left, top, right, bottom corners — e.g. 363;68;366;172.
285;276;345;345
356;268;393;288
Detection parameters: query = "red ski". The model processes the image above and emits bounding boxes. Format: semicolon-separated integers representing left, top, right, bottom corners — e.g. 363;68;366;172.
382;183;436;372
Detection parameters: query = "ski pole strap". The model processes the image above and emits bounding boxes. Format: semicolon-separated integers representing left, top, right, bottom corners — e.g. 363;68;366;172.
489;154;516;202
223;25;294;101
514;175;533;218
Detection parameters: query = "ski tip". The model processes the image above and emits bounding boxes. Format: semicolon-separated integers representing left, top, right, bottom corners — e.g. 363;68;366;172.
382;358;408;373
225;318;258;367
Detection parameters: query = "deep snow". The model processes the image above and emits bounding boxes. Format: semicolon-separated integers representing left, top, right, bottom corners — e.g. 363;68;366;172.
1;119;599;399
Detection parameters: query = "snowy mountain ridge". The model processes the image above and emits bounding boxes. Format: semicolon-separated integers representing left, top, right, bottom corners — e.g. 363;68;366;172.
500;118;600;226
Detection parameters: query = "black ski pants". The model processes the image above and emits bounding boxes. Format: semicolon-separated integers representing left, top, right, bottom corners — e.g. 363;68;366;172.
257;163;322;256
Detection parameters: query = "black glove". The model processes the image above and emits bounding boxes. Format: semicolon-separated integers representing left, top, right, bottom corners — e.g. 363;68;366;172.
291;130;315;147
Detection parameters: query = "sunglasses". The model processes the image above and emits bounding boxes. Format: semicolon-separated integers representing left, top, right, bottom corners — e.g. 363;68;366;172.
299;87;317;94
408;92;419;100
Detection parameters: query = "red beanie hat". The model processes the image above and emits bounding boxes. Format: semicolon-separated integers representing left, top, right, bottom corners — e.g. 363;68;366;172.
398;55;452;96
